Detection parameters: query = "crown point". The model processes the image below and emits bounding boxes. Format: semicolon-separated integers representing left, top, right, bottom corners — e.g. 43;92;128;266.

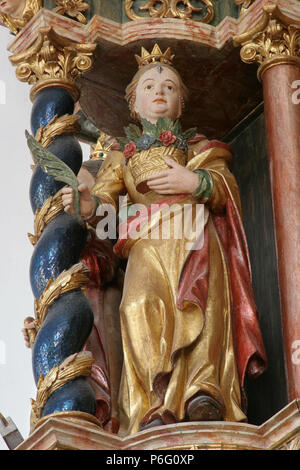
135;44;175;69
152;44;163;56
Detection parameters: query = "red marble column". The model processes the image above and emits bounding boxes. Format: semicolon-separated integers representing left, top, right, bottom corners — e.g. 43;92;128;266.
262;63;300;401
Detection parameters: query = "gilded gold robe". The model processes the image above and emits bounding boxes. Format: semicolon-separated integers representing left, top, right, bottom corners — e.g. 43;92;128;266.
91;139;251;435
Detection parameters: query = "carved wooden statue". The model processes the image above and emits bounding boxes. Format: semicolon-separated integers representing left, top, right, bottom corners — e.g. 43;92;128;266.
61;44;267;436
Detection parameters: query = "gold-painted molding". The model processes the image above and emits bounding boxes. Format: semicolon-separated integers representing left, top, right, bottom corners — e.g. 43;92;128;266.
233;3;300;80
124;0;214;24
53;0;89;24
9;27;97;102
30;351;94;429
33;410;102;432
0;0;41;35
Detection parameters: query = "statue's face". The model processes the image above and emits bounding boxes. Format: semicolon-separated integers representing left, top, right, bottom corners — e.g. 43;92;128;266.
134;66;182;123
0;0;25;16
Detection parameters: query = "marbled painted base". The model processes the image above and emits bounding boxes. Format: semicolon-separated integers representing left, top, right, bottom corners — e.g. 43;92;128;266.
16;400;300;450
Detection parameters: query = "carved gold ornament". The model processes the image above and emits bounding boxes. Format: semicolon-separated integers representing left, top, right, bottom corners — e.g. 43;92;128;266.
54;0;89;24
9;27;97;102
233;4;300;80
35;114;81;149
0;0;41;35
135;44;174;68
125;0;214;24
30;351;94;429
235;0;255;16
129;145;186;192
280;436;300;450
28;189;65;246
90;132;114;161
33;263;90;332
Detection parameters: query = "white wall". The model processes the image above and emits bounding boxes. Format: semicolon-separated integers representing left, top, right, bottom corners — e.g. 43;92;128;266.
0;26;89;450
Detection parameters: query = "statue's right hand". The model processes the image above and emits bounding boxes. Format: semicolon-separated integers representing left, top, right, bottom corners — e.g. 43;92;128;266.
61;184;96;219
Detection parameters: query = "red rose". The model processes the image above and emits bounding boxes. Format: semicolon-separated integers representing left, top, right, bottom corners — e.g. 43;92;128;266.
158;131;177;146
123;141;136;160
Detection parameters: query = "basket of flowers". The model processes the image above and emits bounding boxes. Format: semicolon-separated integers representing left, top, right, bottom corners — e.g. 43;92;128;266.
118;118;196;194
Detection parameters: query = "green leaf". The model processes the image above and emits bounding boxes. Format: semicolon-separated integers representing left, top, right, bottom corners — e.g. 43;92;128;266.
162;117;174;132
151;141;162;148
173;120;182;135
25;130;81;214
124;126;133;141
140;118;157;137
182;127;197;140
116;136;127;151
127;123;142;139
156;118;165;134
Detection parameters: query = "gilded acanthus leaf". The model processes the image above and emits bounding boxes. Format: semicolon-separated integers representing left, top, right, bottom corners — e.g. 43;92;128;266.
9;28;96;101
54;0;89;24
35;114;81;149
30;351;94;429
125;0;214;24
34;263;90;330
27;189;65;246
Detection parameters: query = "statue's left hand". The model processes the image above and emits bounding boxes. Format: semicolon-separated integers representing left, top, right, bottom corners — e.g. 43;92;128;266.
22;317;35;349
147;157;198;195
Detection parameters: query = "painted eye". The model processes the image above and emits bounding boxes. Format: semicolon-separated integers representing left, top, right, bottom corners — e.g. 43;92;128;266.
146;85;153;90
167;85;173;90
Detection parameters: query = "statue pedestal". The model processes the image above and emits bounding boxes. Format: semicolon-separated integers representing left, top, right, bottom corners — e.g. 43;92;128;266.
16;400;300;450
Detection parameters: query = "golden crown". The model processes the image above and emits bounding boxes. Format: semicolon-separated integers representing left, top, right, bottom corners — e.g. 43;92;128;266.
90;132;114;160
135;44;175;69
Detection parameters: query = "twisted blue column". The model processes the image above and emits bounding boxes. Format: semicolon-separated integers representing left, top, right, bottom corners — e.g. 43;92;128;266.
29;87;96;419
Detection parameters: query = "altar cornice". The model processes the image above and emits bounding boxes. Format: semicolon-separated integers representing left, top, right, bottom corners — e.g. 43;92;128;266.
5;0;300;139
6;1;300;56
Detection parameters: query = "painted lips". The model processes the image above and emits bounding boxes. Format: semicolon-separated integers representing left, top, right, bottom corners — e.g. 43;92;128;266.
153;98;167;103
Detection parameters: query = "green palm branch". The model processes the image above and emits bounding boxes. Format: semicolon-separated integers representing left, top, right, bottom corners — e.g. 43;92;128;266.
25;130;80;214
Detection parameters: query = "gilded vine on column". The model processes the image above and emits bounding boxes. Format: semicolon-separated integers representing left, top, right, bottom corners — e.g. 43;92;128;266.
23;263;90;348
125;0;214;24
30;351;94;428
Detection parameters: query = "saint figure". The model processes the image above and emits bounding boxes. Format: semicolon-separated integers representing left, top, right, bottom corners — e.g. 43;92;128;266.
61;45;267;436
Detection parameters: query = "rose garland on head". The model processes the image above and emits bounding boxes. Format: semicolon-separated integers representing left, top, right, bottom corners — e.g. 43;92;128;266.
118;118;197;163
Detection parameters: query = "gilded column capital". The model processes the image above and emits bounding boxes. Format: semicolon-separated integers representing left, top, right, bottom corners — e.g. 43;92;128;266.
9;27;97;102
233;3;300;80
